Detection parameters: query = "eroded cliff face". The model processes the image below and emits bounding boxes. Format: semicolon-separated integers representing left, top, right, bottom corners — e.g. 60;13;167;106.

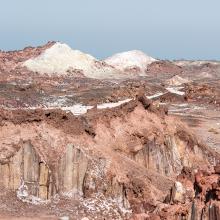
0;99;219;219
88;100;217;178
0;142;51;200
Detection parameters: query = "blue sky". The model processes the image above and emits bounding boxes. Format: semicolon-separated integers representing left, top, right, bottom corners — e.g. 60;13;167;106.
0;0;220;60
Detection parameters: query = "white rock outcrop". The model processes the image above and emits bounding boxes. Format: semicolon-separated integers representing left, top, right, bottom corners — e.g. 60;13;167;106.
166;75;190;86
23;43;122;79
23;43;156;78
171;181;186;203
105;50;156;75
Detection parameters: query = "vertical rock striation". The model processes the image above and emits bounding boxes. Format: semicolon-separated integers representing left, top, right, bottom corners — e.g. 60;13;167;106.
0;142;52;200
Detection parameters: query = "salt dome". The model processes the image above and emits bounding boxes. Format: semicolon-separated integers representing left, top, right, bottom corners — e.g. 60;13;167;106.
23;42;121;79
104;50;156;74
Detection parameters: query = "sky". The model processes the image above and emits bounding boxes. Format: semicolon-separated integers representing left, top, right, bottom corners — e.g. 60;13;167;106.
0;0;220;60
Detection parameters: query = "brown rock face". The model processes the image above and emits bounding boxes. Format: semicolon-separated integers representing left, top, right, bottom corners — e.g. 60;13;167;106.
185;82;220;106
146;61;183;75
56;144;89;196
0;41;55;71
0;98;219;219
0;142;52;200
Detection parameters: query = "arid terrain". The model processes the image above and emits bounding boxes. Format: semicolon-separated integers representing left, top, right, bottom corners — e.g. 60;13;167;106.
0;42;220;220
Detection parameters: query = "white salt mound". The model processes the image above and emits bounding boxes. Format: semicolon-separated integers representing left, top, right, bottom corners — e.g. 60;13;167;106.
105;50;156;74
23;43;157;78
24;43;95;75
23;42;122;79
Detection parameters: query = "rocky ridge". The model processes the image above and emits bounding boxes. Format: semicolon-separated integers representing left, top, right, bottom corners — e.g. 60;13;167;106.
0;42;220;219
0;98;220;219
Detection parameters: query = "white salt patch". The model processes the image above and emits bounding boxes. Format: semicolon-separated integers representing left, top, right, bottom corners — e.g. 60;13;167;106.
59;217;69;220
169;108;191;112
2;99;132;116
174;86;184;90
105;50;156;74
62;104;93;115
17;180;28;198
146;92;164;99
82;193;131;217
17;180;48;205
192;106;205;110
175;181;185;194
62;99;132;115
170;112;208;119
166;87;185;96
97;99;132;109
172;103;188;107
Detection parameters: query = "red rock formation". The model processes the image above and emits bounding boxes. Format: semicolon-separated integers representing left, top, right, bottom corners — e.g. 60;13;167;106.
146;61;183;75
0;98;219;219
0;42;220;219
